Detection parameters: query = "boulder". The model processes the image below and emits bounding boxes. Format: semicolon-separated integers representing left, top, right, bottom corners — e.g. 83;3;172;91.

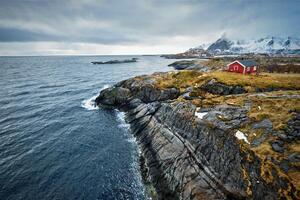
252;119;273;131
95;87;131;106
271;141;284;153
201;79;245;95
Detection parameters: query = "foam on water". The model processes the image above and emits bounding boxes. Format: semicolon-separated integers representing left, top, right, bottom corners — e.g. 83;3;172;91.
81;94;99;110
116;111;131;130
81;84;109;110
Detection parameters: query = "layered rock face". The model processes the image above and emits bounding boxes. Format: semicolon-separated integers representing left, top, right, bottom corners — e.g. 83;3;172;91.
95;73;298;200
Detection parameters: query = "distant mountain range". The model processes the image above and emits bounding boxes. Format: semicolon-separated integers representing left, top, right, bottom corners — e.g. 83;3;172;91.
205;36;300;55
162;36;300;58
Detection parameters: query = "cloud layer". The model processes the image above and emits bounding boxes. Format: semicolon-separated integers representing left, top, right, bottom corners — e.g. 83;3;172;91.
0;0;299;55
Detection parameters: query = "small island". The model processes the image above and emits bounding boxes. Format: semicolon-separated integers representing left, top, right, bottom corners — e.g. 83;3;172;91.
91;58;138;64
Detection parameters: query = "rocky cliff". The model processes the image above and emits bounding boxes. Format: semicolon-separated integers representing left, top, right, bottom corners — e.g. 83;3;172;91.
95;71;300;200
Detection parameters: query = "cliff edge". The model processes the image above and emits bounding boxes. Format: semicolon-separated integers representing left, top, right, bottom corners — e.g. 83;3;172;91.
95;71;300;200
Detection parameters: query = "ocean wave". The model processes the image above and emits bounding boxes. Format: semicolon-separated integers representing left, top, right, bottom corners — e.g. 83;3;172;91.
81;84;109;110
81;94;99;110
116;111;130;130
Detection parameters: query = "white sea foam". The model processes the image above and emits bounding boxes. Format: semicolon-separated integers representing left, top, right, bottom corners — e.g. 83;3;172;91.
116;111;130;130
81;84;110;111
81;94;99;110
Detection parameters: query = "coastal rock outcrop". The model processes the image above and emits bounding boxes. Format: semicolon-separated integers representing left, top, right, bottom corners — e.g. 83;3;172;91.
168;60;211;72
91;58;138;64
95;73;299;200
96;74;180;107
201;79;245;95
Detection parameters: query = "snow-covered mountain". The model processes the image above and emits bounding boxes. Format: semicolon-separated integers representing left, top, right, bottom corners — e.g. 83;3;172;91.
203;36;300;55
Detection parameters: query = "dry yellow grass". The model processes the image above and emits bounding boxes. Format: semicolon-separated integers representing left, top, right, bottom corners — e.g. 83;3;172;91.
154;70;300;196
155;70;300;92
155;70;204;91
248;97;300;130
210;71;300;90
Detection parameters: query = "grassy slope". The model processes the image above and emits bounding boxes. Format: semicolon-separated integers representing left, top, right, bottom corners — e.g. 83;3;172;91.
198;57;300;73
155;70;300;90
154;70;300;194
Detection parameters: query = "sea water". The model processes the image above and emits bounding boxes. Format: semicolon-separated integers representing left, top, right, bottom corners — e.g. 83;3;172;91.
0;55;173;200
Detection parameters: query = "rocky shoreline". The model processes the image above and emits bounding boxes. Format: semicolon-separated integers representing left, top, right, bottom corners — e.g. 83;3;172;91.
95;71;299;199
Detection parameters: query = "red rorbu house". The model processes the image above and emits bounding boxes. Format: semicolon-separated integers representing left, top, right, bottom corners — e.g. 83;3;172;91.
226;60;258;74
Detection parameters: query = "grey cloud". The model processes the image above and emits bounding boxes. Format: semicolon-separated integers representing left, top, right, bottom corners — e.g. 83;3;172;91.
0;0;299;54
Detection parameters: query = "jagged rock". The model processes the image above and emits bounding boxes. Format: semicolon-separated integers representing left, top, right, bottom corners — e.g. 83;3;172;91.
284;113;300;141
96;75;180;106
201;79;245;95
95;74;298;200
95;87;131;106
202;104;249;131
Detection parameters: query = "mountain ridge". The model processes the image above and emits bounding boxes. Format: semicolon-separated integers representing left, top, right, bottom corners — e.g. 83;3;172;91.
201;36;300;55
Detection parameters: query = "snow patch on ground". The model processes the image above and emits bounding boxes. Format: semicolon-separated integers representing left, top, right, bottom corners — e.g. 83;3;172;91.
195;112;208;119
235;130;250;144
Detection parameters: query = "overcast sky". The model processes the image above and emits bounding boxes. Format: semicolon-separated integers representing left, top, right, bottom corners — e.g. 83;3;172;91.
0;0;299;55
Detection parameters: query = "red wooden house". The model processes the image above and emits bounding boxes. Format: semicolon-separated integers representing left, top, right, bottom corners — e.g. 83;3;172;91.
226;60;258;74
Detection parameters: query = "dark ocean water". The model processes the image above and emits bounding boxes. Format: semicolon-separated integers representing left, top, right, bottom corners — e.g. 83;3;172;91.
0;55;173;200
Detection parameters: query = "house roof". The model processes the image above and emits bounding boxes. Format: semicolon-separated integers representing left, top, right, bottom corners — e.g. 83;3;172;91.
238;60;257;67
227;60;258;68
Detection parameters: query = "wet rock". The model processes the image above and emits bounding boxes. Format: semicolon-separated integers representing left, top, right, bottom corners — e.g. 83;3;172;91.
95;87;131;106
96;74;180;107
